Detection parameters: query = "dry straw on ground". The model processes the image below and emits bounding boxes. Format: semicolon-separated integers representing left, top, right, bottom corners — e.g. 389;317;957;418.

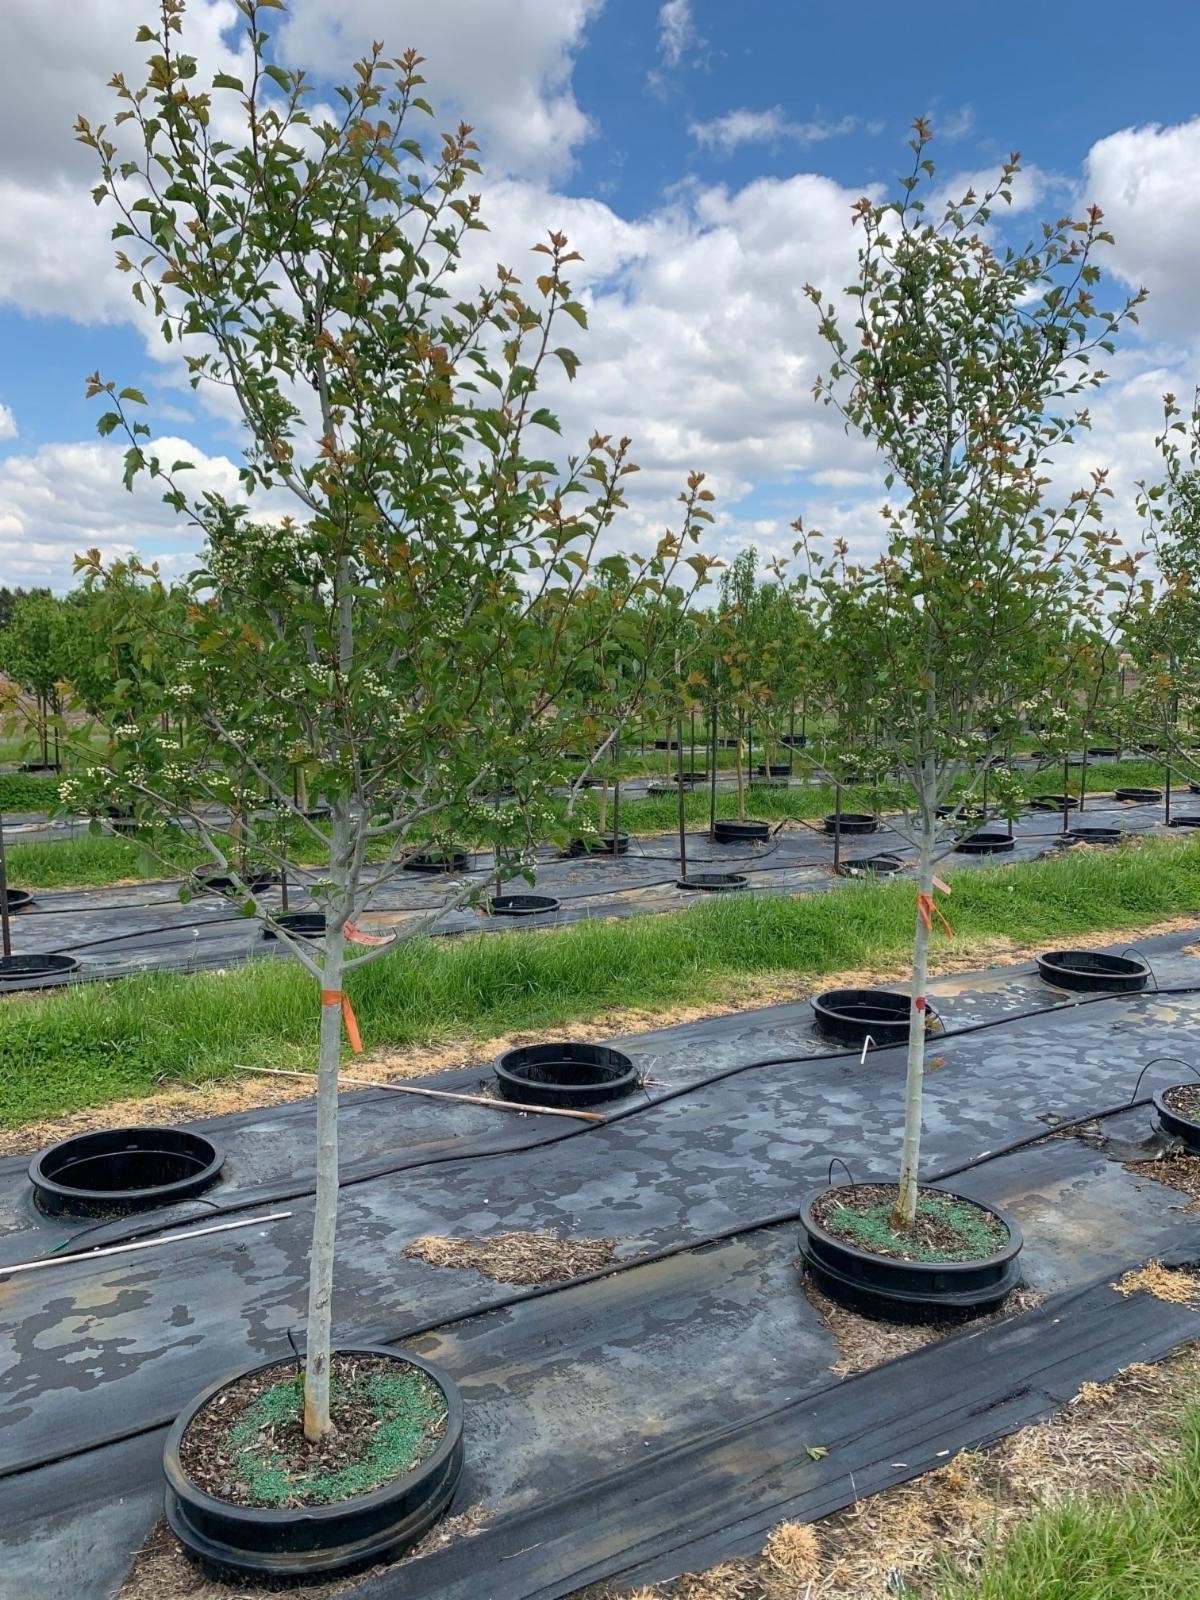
405;1230;618;1285
590;1345;1200;1600
1113;1261;1200;1306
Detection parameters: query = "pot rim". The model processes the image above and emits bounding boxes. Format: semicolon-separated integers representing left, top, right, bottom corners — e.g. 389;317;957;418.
800;1182;1023;1274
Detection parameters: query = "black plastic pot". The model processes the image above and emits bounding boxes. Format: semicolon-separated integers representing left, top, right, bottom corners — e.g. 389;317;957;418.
1065;826;1121;845
798;1184;1023;1322
756;763;792;778
1190;781;1200;796
576;775;606;789
837;854;903;879
1115;787;1163;803
30;1126;223;1217
0;887;33;912
1034;949;1149;994
568;834;630;857
1169;814;1200;828
488;894;560;917
19;761;60;775
812;988;913;1047
1138;742;1166;755
495;1041;639;1108
954;830;1015;854
712;819;770;844
1087;746;1121;758
1154;1089;1200;1156
262;912;327;940
164;1347;464;1579
193;870;276;895
1028;794;1079;811
823;813;878;836
0;952;80;981
677;871;748;892
403;850;469;875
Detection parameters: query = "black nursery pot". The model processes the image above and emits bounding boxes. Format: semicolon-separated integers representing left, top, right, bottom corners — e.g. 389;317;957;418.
30;1126;223;1217
1154;1089;1200;1156
954;830;1015;855
1028;794;1079;812
798;1184;1023;1322
403;849;470;875
567;834;630;857
677;871;748;893
1114;787;1163;803
712;819;770;844
193;870;276;894
488;893;560;917
163;1347;464;1579
1169;814;1200;829
812;988;914;1047
0;952;80;982
262;912;327;940
756;763;792;778
0;887;33;912
495;1041;640;1108
1065;826;1121;845
822;813;877;836
1035;949;1149;994
837;854;903;879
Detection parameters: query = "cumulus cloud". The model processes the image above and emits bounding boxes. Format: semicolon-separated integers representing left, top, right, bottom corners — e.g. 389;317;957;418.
690;108;858;155
1084;118;1200;337
0;434;291;591
0;403;16;442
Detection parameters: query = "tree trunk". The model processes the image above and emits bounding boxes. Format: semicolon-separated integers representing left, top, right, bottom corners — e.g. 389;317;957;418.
894;814;935;1227
304;918;345;1440
736;710;746;822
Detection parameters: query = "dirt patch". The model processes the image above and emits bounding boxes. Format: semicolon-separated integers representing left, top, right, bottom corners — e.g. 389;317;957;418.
588;1344;1200;1600
1113;1261;1200;1306
1125;1149;1200;1208
803;1276;1043;1379
405;1230;618;1286
178;1353;447;1510
118;1505;490;1600
1163;1083;1200;1121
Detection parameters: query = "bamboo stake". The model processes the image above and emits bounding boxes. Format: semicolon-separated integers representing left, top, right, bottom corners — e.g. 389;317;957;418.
238;1063;607;1123
2;1212;292;1278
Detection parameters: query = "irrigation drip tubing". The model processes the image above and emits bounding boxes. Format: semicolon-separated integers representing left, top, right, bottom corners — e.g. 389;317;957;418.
0;1079;1182;1490
20;977;1200;1267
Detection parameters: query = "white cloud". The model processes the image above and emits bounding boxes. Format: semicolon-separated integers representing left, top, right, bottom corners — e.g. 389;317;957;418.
658;0;696;67
0;403;16;442
1084;118;1200;337
690;108;858;155
0;434;290;592
934;104;974;141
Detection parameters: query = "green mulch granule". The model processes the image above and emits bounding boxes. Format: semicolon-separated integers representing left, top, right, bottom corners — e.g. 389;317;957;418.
178;1353;447;1509
814;1184;1009;1263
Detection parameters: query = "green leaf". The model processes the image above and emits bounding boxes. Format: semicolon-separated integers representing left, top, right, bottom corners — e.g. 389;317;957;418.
560;300;588;330
529;408;561;434
553;347;580;382
96;412;122;438
212;73;244;92
118;387;148;406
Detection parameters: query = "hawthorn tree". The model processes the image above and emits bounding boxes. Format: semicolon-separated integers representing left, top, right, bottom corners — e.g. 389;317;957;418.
70;0;715;1440
799;124;1144;1226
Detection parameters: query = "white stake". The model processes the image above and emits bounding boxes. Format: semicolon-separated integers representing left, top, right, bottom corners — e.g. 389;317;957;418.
238;1063;608;1124
1;1211;292;1278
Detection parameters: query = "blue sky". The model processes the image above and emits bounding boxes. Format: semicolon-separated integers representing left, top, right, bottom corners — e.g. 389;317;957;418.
1;0;1198;587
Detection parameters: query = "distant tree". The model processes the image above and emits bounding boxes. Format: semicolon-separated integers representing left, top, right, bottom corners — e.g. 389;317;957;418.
0;592;71;765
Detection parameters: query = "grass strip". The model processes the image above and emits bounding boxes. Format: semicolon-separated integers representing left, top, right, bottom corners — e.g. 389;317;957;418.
936;1404;1200;1599
0;835;1196;1130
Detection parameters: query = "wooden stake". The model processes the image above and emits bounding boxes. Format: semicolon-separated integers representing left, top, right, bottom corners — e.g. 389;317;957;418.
238;1063;607;1123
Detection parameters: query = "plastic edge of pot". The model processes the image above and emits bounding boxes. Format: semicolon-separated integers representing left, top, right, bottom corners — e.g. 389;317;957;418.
162;1346;465;1577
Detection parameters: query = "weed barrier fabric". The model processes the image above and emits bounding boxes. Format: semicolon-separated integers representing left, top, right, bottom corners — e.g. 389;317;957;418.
0;975;1198;1462
0;800;1188;991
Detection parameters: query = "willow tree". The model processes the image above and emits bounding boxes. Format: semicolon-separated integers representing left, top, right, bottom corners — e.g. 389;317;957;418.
72;0;714;1440
799;124;1144;1225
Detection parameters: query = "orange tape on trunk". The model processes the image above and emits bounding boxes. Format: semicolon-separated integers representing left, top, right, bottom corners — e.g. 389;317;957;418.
917;891;954;939
320;988;363;1053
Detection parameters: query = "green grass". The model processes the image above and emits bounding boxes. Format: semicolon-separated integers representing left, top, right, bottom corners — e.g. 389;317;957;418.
1;832;209;889
2;834;1197;1129
936;1403;1200;1599
0;772;60;812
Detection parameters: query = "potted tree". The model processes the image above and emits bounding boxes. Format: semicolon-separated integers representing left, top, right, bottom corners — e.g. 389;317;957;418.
795;124;1145;1319
70;1;715;1576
